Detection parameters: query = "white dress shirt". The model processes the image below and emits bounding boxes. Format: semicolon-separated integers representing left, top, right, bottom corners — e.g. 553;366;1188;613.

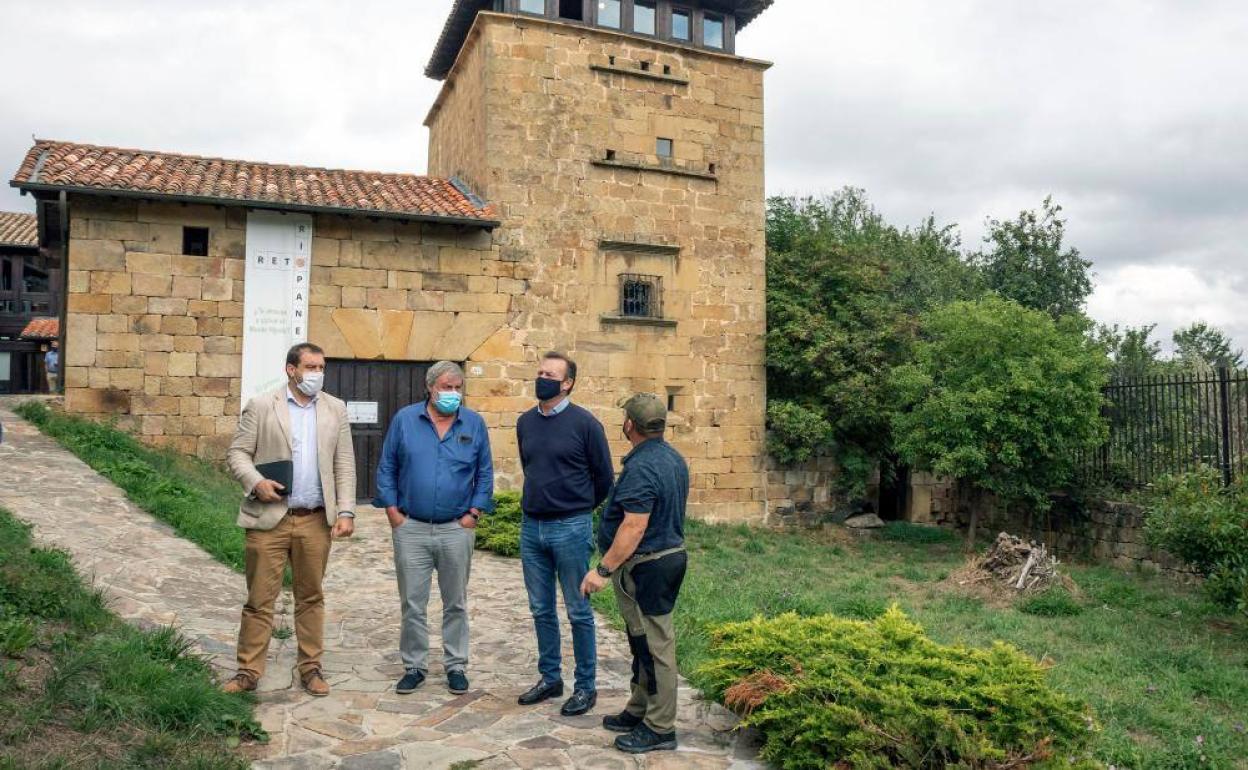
286;389;325;510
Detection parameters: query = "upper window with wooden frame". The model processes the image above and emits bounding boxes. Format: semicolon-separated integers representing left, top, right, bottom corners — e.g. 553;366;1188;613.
633;0;656;35
671;7;691;40
518;0;546;15
702;12;725;49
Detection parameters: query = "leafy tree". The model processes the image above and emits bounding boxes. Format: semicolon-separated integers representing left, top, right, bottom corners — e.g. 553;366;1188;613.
1095;322;1168;381
765;191;978;488
972;197;1092;319
1172;321;1243;370
890;296;1108;543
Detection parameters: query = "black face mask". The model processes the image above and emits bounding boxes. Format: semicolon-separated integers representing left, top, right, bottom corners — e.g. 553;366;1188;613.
535;377;563;401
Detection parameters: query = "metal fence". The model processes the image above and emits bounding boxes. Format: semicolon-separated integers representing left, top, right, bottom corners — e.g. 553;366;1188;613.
1084;367;1248;488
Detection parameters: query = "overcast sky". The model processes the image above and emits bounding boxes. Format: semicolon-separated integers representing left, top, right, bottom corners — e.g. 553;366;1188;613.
1;0;1244;353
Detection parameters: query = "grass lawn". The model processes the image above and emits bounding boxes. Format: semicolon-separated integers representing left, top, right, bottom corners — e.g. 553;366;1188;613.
588;521;1248;769
14;402;247;572
0;507;262;769
15;404;1247;767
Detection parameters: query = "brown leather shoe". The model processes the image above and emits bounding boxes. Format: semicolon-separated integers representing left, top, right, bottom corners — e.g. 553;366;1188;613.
301;668;330;697
222;673;257;694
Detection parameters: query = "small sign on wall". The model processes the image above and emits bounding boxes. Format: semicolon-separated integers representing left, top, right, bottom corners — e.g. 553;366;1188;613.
346;401;380;424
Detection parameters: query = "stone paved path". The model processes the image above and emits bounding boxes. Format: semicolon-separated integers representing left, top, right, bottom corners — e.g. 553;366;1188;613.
0;400;762;769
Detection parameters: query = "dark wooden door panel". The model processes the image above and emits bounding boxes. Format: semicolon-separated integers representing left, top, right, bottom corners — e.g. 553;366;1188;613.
325;359;432;504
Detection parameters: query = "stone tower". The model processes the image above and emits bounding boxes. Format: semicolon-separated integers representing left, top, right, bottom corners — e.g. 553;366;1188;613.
425;0;774;523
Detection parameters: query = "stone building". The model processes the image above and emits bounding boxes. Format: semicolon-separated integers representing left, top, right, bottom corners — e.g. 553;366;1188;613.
0;210;60;394
9;0;807;523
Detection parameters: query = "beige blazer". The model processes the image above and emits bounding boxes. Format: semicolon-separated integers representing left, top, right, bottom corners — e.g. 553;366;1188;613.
226;385;357;530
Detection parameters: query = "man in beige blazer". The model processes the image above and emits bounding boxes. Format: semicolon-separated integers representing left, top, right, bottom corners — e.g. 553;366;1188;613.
222;342;356;697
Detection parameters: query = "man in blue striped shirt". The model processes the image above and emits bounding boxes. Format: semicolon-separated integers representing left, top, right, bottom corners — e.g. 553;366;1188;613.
374;361;494;696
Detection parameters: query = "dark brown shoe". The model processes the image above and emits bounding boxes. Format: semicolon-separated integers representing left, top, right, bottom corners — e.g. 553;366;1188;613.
221;673;257;694
301;669;330;697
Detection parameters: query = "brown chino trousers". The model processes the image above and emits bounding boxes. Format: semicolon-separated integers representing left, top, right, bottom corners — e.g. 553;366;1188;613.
236;512;332;680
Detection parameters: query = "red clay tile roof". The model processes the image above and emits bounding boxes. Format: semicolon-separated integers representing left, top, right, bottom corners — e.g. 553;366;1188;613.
0;211;37;248
10;140;498;226
20;318;59;340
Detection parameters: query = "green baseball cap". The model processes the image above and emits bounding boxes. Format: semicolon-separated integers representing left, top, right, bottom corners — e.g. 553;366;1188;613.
620;392;667;433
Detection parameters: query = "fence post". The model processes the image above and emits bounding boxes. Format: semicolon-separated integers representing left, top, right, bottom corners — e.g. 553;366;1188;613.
1218;366;1233;487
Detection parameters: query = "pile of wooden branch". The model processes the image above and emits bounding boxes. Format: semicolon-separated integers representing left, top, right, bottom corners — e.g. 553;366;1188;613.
957;532;1065;594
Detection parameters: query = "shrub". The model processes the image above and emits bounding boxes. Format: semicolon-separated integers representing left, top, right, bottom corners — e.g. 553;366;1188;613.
475;492;522;557
1144;469;1248;615
1019;586;1084;617
881;521;958;545
698;607;1097;770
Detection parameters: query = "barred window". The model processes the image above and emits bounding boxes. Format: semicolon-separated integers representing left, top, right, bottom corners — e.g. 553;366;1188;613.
620;273;663;318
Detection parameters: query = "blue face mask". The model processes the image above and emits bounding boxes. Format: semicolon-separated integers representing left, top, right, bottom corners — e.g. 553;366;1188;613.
434;391;462;414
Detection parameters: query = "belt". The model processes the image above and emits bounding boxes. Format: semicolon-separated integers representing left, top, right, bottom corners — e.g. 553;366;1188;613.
403;513;460;525
288;506;325;517
626;546;686;567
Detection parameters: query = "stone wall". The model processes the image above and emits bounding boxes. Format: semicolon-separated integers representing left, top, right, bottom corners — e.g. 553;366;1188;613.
965;489;1191;574
61;195;508;460
426;13;771;523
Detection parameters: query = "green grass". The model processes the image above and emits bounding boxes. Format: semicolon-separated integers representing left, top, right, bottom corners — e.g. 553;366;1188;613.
587;521;1248;769
0;506;261;769
14;402;247;572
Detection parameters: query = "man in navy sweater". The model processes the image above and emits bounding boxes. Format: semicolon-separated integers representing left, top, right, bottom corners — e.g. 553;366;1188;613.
515;351;614;716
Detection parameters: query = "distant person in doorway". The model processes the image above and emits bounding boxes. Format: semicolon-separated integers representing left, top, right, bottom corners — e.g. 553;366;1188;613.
223;342;357;698
515;352;614;716
375;361;494;696
44;341;59;393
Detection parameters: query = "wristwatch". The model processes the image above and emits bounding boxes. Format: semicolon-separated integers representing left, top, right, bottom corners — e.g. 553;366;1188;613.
596;563;613;578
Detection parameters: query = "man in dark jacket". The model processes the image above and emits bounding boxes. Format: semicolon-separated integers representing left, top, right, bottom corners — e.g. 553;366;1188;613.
581;393;689;754
515;351;613;716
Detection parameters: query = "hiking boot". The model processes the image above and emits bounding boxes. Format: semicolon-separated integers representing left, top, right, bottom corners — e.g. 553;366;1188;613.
602;710;644;733
395;670;426;694
221;673;257;694
447;670;470;694
614;723;677;754
301;669;330;697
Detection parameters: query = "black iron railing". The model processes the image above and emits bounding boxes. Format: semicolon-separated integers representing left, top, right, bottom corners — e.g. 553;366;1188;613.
1084;367;1248;488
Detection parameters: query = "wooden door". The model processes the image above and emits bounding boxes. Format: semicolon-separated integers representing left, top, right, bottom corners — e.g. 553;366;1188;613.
324;359;433;504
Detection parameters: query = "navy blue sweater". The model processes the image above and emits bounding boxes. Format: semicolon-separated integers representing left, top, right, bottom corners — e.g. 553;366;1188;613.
517;403;614;519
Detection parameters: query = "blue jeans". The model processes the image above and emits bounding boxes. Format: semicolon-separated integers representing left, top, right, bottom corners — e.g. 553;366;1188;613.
520;513;597;693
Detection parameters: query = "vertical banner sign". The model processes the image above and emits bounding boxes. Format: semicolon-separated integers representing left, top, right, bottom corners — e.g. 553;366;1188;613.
240;210;313;410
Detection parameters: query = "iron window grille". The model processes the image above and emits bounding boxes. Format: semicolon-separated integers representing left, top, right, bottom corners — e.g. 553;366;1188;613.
620;273;663;319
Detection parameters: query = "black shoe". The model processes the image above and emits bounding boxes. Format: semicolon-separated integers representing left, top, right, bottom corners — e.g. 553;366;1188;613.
447;670;469;694
614;723;677;754
517;679;564;706
602;710;644;733
560;689;597;716
395;670;425;694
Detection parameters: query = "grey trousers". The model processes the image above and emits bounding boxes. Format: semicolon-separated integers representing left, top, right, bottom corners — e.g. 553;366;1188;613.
392;519;475;675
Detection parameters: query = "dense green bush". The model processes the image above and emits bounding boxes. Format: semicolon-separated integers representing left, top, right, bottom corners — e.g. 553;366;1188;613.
1145;469;1248;615
1019;586;1084;617
475;492;522;557
699;607;1097;770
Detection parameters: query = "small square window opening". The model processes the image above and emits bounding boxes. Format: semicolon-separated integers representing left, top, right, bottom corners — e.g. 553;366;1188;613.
605;149;617;161
656;137;674;160
640;60;651;72
182;226;209;257
620;273;663;319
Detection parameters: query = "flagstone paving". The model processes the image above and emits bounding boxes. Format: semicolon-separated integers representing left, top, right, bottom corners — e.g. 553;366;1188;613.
0;400;762;769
